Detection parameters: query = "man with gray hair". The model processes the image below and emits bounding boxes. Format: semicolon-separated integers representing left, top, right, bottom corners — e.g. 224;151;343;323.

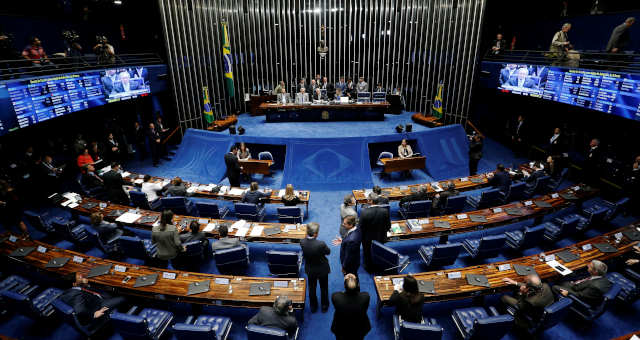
553;260;612;307
550;23;572;60
248;295;298;335
502;274;554;330
432;181;459;215
606;17;635;53
300;222;331;312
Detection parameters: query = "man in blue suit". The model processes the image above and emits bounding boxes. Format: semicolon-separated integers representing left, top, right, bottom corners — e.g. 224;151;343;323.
488;163;512;194
333;215;361;276
507;67;538;89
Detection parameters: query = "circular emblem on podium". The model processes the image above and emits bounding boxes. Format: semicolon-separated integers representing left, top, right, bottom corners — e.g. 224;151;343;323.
321;111;329;120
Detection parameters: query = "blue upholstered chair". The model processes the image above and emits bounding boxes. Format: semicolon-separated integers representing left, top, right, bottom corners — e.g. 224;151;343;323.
172;314;232;340
235;202;266;222
195;201;229;219
392;314;443;340
24;210;60;234
506;298;572;335
462;234;507;259
213;245;250;274
84;224;122;255
1;287;63;319
607;272;638;303
130;191;161;211
76;173;105;198
377;151;394;167
443;195;467;215
118;235;158;260
547;168;568;191
0;275;38;317
525;175;551;197
543;214;581;242
466;188;502;209
451;306;514;340
500;182;527;203
582;197;629;222
160;197;196;215
246;323;299;340
399;200;432;219
180;240;207;262
52;298;109;337
51;219;89;244
266;250;302;277
505;224;546;250
565;283;621;321
418;243;463;268
110;306;174;340
371;240;410;273
258;151;275;165
277;206;304;224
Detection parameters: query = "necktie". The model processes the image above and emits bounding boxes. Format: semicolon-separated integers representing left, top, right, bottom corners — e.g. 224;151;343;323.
573;277;592;285
82;287;102;299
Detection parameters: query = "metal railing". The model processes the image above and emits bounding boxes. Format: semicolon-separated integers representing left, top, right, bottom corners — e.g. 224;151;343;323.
483;49;640;73
0;53;164;79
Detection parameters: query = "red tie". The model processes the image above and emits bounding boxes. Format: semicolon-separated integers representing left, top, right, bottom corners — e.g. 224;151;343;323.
82;287;102;299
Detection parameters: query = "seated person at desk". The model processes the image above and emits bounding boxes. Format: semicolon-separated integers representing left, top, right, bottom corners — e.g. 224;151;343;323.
432;182;458;215
238;142;251;161
501;274;554;331
276;87;291;104
211;224;245;251
345;78;355;97
180;220;207;244
282;184;302;206
524;162;545;184
313;88;327;101
164;177;188;197
242;182;270;205
248;295;298;336
81;164;104;190
398;139;414;158
367;185;389;204
374;83;385;93
295;87;310;104
388;275;425;323
90;212;124;244
334;88;345;100
77;148;95;168
141;175;163;201
552;260;612;307
399;185;429;206
356;76;368;92
487;163;512;193
102;162;129;205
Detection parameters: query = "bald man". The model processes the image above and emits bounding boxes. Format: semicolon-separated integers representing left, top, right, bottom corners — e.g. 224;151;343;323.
502;274;554;330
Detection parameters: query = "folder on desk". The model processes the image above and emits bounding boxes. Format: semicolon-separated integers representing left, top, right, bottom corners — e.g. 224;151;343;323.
556;250;579;263
187;280;211;295
513;264;537;276
593;243;618;253
418;280;435;294
10;247;35;257
46;257;70;268
469;215;487;223
534;200;552;208
466;274;490;287
134;274;158;288
470;177;484;183
81;202;98;210
87;264;112;278
139;215;159;224
622;230;640;241
433;220;451;229
263;227;281;236
505;208;525;216
559;193;578;200
107;210;126;218
249;282;272;296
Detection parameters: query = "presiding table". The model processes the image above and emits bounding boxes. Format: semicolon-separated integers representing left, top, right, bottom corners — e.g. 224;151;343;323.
259;102;391;122
239;159;274;175
380;156;426;173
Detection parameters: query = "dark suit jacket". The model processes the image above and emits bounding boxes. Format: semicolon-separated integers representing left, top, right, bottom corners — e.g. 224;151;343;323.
512;283;554;328
388;291;424;323
606;23;631;52
300;237;330;277
359;205;390;244
102;170;128;204
224;153;241;182
248;306;298;336
242;190;270;204
180;232;205;244
211;237;242;251
549;134;564;155
507;76;537;89
81;173;103;189
565;276;612;307
340;228;362;274
489;171;512;193
331;291;371;338
513;120;529;141
525;170;545;184
399;191;429;205
60;288;104;326
491;39;507;54
165;184;187;197
469;139;483;160
114;80;140;93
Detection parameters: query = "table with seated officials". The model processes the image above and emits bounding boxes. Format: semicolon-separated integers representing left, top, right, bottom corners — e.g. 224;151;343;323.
259;101;391;122
374;222;639;312
0;233;306;310
54;194;308;243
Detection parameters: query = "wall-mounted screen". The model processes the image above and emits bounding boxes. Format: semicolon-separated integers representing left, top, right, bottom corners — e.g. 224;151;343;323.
497;63;640;121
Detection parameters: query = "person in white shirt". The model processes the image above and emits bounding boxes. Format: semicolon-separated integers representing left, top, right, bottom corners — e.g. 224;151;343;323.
141;175;163;202
398;139;413;158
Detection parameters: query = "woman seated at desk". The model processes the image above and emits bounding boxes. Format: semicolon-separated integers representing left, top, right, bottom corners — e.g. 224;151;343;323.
398;139;413;159
282;184;302;206
238;142;251;161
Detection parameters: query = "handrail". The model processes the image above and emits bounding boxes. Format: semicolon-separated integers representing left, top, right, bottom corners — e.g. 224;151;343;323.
483;49;640;73
466;120;484;139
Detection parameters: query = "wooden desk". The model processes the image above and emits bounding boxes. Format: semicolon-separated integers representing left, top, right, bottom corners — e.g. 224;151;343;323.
206;115;238;132
384;185;596;242
239;159;274;175
59;196;307;243
375;222;639;310
380;156;426;173
250;94;277;116
259;102;390;122
611;330;640;340
411;113;443;127
0;234;306;310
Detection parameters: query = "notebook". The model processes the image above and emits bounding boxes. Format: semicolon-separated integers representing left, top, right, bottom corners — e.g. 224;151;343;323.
433;220;451;229
470;177;484;183
559;193;578;200
263;227;281;236
45;257;70;268
505;208;525;216
87;264;112;278
187;280;211;295
622;230;640;241
417;280;435;294
134;274;158;288
593;243;618;253
9;247;35;257
107;210;126;218
513;264;537;276
469;215;488;223
534;200;552;208
81;202;98;210
249;282;272;296
556;250;579;263
466;274;490;287
139;215;159;224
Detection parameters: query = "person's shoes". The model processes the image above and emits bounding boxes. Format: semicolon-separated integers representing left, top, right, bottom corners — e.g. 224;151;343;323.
321;305;329;313
310;305;318;313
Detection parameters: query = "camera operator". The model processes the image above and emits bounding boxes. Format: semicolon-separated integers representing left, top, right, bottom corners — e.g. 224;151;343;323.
93;35;115;65
63;30;82;57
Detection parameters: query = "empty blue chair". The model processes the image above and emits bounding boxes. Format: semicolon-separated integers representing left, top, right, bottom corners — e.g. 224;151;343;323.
246;323;299;340
566;283;621;321
52;297;108;337
76;173;105;197
1;287;63;319
443;195;467;215
418;243;463;268
84;224;122;255
172;314;232;340
547;168;568;191
462;234;507;259
180;240;208;262
118;235;158;260
130;191;161;211
525;175;551;196
267;250;302;276
574;205;609;232
235;202;266;222
258;151;275;165
607;272;638;303
24;210;59;234
451;306;513;340
213;245;250;274
505;224;546;250
51;219;89;244
0;275;38;317
160;197;196;215
377;151;394;167
277;206;304;224
582;197;629;222
0;275;32;294
544;214;581;242
501;182;527;203
399;200;432;219
466;188;502;209
371;240;410;273
195;201;229;219
111;306;174;340
393;314;443;340
506;298;572;335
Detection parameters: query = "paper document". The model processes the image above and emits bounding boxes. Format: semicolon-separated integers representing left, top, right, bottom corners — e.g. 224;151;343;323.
229;188;246;196
231;220;247;231
546;260;573;276
235;227;249;237
250;225;264;237
116;212;142;224
68;202;79;208
121;171;131;177
187;187;197;193
134;179;143;184
203;223;217;232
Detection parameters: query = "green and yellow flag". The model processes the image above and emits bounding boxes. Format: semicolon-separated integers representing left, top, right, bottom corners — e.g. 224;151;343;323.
203;86;214;124
222;21;235;98
431;81;443;119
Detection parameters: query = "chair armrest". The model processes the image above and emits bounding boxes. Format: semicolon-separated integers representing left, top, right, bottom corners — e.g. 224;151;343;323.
21;284;40;296
567;294;592;310
126;306;138;315
488;306;500;317
624;268;640;283
184;315;194;324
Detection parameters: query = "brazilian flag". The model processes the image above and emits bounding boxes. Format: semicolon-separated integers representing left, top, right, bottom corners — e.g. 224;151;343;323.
431;81;443;119
222;21;235;98
203;86;214;124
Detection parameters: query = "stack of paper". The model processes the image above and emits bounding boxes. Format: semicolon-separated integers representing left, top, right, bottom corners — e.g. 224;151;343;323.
186;186;197;193
231;220;247;231
406;219;422;232
229;188;246;196
122;171;131;177
431;182;443;192
133;179;144;184
235;226;249;237
284;225;297;233
249;225;264;237
203;223;217;232
116;212;142;224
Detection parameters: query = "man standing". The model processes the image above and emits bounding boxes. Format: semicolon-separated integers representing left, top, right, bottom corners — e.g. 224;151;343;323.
553;260;612;307
102;162;129;205
501;274;554;331
60;273;126;330
359;197;390;272
549;23;572;59
273;80;286;95
491;33;507;55
356;77;368;92
584;138;602;187
606;17;635;53
224;145;242;187
468;134;483;175
300;223;330;313
147;122;162;167
335;76;347;93
511;115;528;155
331;274;371;340
333;215;361;276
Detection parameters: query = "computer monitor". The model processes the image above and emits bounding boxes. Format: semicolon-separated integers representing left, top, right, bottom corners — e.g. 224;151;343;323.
357;92;371;103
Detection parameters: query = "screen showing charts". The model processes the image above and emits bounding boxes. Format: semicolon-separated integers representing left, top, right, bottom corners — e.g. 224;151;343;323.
0;66;151;135
497;63;640;121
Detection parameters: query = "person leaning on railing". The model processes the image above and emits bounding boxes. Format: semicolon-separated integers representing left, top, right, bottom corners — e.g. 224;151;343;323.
22;37;53;66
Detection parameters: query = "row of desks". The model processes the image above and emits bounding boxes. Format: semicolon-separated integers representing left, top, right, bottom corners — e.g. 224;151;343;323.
258;102;391;122
375;222;640;308
0;234;306;310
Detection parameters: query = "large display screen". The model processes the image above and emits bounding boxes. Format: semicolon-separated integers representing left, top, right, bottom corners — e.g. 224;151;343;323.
497;63;640;121
0;66;150;136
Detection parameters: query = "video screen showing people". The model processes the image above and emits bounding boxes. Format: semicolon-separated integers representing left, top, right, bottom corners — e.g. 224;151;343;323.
498;63;548;94
100;66;150;99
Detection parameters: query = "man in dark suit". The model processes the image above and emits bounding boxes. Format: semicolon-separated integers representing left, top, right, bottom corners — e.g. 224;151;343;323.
89;212;123;245
248;296;298;336
180;220;206;244
147;123;162;167
359;197;390;272
101;69;117;96
331;274;371;340
606;17;635;53
507;68;537;89
81;164;104;190
488;163;512;194
399;184;429;206
211;225;244;251
60;273;126;329
102;162;129;205
113;71;140;94
511;115;529;156
133;121;146;160
367;186;389;204
164;177;188;197
432;182;459;215
500;64;517;86
501;274;554;331
224;145;242;187
468;134;483;175
553;260;612;307
300;222;330;312
525;163;546;184
335;76;347;93
490;33;507;55
548;127;564;156
333;215;361;276
584;138;603;187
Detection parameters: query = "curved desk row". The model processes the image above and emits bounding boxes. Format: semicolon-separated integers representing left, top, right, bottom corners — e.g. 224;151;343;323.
0;234;306;310
375;222;639;308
